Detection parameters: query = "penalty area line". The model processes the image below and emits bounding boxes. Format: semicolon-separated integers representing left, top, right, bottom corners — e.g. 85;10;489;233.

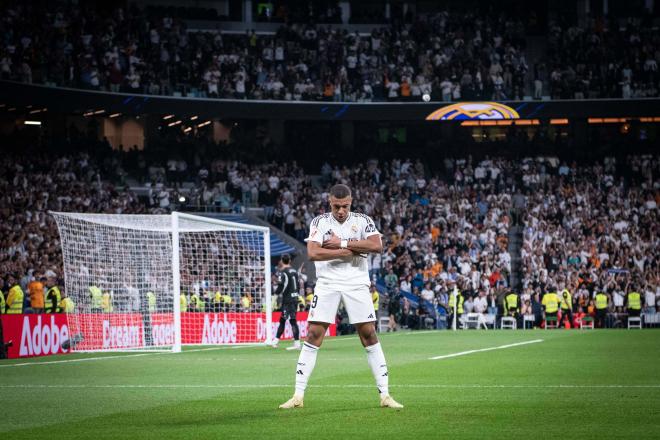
429;339;544;360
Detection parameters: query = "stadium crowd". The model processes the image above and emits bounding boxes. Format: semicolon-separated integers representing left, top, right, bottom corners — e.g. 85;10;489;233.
541;16;660;99
520;155;659;327
1;2;528;101
2;130;657;329
3;2;660;100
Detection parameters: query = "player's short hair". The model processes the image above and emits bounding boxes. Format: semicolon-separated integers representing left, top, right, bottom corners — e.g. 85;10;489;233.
329;184;352;199
281;253;291;264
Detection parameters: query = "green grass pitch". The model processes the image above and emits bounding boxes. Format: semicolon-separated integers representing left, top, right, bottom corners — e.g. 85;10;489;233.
2;330;660;439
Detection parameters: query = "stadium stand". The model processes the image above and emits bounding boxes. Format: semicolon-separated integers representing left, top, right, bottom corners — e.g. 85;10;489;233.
540;15;660;99
2;130;656;329
0;2;527;101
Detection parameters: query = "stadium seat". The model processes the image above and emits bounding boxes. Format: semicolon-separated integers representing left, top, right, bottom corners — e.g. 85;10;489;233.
545;316;558;329
500;317;516;330
463;313;487;330
579;316;594;330
523;314;535;329
642;313;660;328
378;316;390;332
628;317;642;329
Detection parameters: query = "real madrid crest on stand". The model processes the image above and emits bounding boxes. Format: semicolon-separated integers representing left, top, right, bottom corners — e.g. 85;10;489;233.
425;102;520;121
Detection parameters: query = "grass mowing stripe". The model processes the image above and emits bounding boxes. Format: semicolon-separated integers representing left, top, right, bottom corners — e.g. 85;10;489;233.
428;338;543;360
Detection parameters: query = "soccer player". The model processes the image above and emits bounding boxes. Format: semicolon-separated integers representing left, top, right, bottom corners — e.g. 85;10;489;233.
279;184;403;410
272;254;302;350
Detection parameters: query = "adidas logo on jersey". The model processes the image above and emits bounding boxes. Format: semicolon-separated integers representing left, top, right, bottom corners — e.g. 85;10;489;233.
296;370;304;375
367;313;374;319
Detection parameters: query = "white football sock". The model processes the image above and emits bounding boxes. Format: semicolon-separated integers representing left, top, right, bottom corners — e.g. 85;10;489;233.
294;342;319;396
365;342;389;396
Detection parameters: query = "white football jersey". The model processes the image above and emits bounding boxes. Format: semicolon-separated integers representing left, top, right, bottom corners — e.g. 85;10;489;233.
306;212;381;289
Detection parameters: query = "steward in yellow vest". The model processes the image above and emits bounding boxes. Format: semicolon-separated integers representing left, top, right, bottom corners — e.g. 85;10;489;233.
626;291;642;317
89;286;103;312
240;295;251;311
448;288;464;328
595;291;609;328
6;285;24;314
0;289;5;314
448;289;464;314
505;292;519;316
190;293;200;312
59;296;75;313
559;289;573;328
213;291;223;312
180;293;188;312
542;291;560;315
146;291;157;313
101;292;113;313
45;286;62;313
222;294;232;312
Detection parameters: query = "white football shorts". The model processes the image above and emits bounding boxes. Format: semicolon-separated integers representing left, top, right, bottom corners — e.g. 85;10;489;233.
308;285;376;324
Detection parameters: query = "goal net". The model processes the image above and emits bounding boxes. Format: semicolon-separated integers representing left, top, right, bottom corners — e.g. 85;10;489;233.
51;211;272;352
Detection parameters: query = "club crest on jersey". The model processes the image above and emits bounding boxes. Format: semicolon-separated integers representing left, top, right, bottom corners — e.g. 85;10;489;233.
351;224;358;233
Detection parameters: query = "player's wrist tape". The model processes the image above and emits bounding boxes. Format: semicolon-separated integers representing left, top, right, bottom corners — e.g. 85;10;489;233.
340;239;348;249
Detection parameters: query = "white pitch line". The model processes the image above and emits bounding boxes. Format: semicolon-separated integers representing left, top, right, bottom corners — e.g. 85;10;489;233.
2;384;659;390
429;339;544;360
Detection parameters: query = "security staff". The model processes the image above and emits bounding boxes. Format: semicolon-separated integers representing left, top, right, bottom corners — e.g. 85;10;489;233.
559;288;573;328
146;291;157;313
6;280;24;314
89;285;103;313
45;284;62;313
0;289;5;314
59;294;75;313
213;291;223;312
505;291;519;319
101;290;113;313
222;294;233;312
626;289;643;326
190;292;201;312
195;293;205;312
448;282;464;328
240;295;251;311
180;293;188;313
595;290;610;328
542;289;560;327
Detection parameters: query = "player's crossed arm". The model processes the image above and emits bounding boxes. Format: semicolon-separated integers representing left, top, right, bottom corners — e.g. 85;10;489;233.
322;232;382;254
306;240;354;261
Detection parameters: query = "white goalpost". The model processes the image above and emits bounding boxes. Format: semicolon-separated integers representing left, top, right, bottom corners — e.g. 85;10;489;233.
51;211;272;352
